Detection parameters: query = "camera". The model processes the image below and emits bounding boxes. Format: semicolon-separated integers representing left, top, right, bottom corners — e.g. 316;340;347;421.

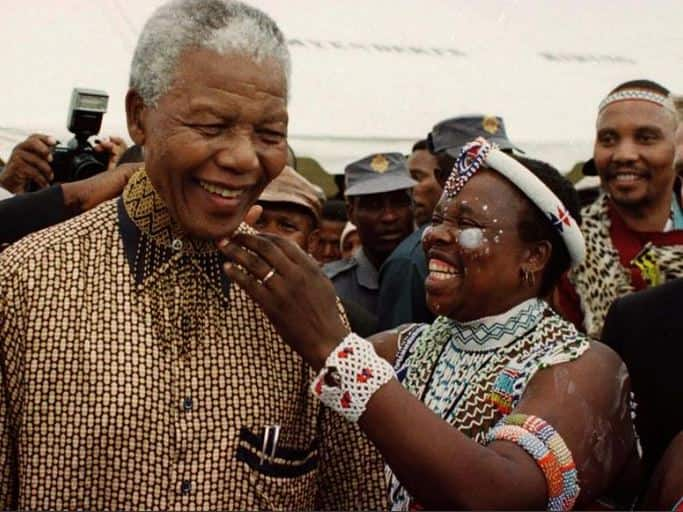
50;87;110;183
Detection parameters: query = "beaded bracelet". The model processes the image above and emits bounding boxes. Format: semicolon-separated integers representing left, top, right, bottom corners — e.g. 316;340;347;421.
311;332;394;422
501;414;579;510
485;414;579;511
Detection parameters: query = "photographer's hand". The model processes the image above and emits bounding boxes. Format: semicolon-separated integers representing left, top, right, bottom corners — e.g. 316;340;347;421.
94;136;129;171
0;134;55;193
61;162;139;212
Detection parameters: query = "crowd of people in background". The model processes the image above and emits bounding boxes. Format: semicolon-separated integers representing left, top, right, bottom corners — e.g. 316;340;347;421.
0;0;682;510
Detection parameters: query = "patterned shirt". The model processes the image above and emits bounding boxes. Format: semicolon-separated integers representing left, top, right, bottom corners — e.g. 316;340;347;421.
0;170;387;511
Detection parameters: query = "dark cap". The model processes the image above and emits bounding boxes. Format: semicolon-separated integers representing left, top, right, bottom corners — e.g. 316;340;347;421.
344;152;417;197
427;115;522;158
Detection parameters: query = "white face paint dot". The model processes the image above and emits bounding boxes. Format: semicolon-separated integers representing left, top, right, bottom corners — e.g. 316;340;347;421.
458;227;484;249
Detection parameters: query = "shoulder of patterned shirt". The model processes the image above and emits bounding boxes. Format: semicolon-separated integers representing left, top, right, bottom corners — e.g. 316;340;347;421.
0;198;119;279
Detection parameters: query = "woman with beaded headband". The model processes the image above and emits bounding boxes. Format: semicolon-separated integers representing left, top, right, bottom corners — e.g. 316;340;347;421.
218;137;640;510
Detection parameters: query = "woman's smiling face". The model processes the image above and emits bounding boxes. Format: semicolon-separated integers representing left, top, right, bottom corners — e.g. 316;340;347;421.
422;169;537;322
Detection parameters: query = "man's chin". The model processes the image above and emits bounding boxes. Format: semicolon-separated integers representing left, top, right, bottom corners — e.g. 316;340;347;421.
178;213;245;241
608;189;648;208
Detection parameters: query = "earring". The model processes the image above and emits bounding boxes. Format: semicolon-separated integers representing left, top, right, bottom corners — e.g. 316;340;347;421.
520;268;535;287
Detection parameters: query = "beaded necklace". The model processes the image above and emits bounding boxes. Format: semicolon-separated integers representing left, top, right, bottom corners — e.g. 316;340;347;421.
405;298;546;416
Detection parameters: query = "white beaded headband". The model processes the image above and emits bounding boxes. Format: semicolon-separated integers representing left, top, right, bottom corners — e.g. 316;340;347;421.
444;137;586;267
598;88;677;114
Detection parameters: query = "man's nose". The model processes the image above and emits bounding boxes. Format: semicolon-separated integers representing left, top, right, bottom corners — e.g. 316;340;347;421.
379;203;401;223
214;132;260;174
612;139;639;163
422;223;453;247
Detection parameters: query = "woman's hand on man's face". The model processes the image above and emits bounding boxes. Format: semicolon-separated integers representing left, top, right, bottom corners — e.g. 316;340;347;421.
217;231;348;370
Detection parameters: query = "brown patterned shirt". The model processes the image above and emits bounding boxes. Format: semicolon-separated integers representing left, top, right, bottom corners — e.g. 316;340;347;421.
0;170;387;510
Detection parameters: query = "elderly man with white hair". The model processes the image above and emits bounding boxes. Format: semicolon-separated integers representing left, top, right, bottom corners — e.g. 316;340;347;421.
0;0;386;509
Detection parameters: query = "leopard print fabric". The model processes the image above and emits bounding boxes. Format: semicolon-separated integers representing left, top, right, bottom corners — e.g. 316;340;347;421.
568;194;683;338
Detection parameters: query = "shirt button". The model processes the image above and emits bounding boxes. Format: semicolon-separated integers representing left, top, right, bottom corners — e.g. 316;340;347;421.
182;397;193;412
180;480;192;495
171;238;183;251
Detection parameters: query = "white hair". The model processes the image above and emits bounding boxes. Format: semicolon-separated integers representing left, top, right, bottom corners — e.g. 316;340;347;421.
129;0;291;106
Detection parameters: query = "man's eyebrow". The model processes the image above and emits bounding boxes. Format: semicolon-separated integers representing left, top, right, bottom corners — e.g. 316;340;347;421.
635;124;665;133
258;113;288;123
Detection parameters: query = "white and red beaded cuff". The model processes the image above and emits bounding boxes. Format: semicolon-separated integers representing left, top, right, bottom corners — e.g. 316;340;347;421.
311;333;395;422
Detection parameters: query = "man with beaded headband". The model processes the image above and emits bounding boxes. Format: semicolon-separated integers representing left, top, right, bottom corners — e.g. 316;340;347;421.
0;0;386;509
219;137;640;509
556;79;683;339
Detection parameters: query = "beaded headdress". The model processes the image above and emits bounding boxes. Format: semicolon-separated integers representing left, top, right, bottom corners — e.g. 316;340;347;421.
443;137;586;267
598;88;677;114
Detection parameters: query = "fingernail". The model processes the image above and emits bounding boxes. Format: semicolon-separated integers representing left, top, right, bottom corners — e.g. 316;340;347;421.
218;238;230;248
47;136;56;145
224;262;232;270
47;154;53;162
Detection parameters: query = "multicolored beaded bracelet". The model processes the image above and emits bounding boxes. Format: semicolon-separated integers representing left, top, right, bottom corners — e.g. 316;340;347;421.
485;425;565;503
485;414;580;511
501;414;579;510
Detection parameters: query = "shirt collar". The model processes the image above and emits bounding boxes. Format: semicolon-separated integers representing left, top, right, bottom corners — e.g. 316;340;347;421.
117;169;232;298
355;248;379;290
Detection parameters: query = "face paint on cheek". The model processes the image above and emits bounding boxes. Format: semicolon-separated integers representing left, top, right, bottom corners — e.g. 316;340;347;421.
457;227;484;250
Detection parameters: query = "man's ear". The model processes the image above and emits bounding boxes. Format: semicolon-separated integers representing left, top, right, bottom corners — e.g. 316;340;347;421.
523;240;553;275
345;197;356;225
125;89;147;146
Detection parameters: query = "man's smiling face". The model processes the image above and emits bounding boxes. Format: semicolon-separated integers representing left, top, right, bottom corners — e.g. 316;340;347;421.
131;47;288;240
594;99;676;210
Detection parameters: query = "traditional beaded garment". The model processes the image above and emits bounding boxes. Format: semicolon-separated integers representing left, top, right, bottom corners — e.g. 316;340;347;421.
387;299;590;511
568;194;683;338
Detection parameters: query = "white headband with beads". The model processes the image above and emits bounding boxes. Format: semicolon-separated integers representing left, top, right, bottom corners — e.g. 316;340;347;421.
598;88;677;114
445;137;586;268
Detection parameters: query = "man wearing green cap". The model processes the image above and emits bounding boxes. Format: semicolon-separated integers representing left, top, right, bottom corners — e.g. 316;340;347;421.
324;152;416;317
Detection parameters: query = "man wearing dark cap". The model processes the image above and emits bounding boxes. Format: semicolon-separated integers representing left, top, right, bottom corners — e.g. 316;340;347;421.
377;115;520;330
324;152;416;316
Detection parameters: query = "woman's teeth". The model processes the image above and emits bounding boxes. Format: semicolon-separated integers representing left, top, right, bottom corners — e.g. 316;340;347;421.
200;180;242;198
429;259;458;280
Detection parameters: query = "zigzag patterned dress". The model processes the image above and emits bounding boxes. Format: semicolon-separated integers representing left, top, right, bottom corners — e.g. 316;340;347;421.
387;298;590;510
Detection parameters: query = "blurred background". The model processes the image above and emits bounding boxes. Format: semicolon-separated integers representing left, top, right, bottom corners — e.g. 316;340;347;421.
1;0;681;193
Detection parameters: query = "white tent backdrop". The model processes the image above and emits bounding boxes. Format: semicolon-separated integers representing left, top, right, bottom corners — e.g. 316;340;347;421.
1;0;681;175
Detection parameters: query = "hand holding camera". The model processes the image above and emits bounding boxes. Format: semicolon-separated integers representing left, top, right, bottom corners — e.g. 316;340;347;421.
0;88;127;194
0;134;56;193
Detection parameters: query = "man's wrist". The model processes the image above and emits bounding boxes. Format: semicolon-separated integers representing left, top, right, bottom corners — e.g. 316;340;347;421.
60;182;85;214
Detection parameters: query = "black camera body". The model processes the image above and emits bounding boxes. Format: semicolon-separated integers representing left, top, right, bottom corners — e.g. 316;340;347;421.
51;88;110;183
